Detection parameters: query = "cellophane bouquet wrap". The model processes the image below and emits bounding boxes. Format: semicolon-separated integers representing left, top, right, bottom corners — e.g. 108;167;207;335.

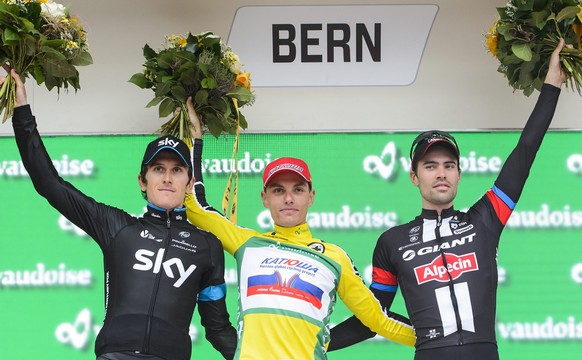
485;0;582;96
0;0;92;122
129;32;254;142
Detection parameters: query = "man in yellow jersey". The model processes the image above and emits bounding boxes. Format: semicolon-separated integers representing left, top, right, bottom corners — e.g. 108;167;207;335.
184;99;415;359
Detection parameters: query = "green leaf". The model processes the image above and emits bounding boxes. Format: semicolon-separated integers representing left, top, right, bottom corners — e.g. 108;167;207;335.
179;68;197;85
158;52;177;70
143;44;156;59
194;90;208;105
3;28;20;44
512;43;533;61
205;113;223;138
128;73;152;89
170;85;187;101
159;97;176;118
529;10;549;30
155;80;174;97
201;76;217;89
556;6;581;23
70;51;93;66
238;113;248;129
145;96;163;108
227;87;253;103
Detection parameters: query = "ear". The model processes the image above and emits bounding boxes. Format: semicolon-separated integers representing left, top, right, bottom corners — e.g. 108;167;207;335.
261;190;269;208
410;171;419;187
138;173;147;192
185;176;195;194
308;189;315;207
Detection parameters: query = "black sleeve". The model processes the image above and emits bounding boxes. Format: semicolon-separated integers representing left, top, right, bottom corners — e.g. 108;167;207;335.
198;298;237;359
494;84;561;202
11;105;131;249
328;288;403;351
192;137;225;217
197;234;237;359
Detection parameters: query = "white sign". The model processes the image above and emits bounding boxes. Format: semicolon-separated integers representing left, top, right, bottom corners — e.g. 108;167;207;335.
228;5;439;86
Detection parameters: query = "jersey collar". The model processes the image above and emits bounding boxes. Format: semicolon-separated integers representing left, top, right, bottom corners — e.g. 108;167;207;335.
145;203;188;223
271;223;313;240
420;206;456;219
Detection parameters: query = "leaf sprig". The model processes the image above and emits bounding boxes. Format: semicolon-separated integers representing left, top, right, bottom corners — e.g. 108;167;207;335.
129;32;254;139
0;0;92;122
485;0;582;96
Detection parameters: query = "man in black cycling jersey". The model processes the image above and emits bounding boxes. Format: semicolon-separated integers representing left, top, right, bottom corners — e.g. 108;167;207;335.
3;69;237;360
328;39;568;360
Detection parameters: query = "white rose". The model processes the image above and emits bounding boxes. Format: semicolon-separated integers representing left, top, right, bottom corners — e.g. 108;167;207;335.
41;1;67;18
229;60;243;75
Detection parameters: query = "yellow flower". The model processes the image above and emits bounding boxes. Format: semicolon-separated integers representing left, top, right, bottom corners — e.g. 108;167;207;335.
177;37;187;48
235;72;251;90
66;40;79;50
485;21;498;57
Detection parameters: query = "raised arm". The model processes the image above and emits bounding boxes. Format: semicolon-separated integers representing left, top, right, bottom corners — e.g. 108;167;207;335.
3;69;127;248
183;96;255;254
492;39;565;209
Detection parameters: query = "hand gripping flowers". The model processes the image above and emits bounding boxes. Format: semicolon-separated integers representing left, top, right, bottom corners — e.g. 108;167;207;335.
130;32;254;141
485;0;582;96
0;0;92;122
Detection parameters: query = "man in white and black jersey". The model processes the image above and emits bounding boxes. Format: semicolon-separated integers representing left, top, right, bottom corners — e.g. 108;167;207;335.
3;68;237;360
328;39;569;360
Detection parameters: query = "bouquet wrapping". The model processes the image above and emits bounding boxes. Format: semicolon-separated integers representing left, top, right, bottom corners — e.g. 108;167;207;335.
0;0;92;122
485;0;582;96
129;32;254;141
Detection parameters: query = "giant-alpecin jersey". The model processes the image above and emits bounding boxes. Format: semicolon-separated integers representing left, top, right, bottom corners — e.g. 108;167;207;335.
371;84;561;350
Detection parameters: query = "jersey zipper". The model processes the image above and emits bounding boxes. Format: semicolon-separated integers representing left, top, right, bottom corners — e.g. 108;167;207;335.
435;214;465;345
142;216;172;353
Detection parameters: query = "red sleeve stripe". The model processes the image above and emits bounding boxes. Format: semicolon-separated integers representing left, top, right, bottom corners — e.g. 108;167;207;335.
372;266;398;286
486;188;513;225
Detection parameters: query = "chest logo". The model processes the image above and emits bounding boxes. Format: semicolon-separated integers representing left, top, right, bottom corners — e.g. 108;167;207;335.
308;242;325;253
414;252;479;285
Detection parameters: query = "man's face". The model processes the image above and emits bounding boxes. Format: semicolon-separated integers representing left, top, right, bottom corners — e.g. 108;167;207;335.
410;146;461;211
261;172;314;228
138;150;194;210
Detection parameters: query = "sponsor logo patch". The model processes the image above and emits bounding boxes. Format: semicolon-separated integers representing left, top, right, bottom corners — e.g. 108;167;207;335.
414;252;479;285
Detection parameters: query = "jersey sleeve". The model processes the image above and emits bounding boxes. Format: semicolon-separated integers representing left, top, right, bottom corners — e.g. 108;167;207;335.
333;244;415;347
185;138;256;255
197;233;237;359
491;84;561;222
370;231;399;294
12;105;132;250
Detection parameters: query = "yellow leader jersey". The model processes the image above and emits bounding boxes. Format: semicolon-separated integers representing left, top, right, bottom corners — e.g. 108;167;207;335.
185;187;415;359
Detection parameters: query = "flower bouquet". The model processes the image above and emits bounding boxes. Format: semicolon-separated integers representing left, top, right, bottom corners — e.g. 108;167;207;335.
485;0;582;96
0;0;92;122
129;32;254;141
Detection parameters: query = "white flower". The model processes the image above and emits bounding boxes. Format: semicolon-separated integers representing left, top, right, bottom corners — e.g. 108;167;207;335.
41;1;67;18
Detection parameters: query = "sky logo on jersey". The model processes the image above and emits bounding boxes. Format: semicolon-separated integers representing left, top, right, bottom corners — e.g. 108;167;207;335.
414;252;479;285
133;249;197;288
247;271;324;309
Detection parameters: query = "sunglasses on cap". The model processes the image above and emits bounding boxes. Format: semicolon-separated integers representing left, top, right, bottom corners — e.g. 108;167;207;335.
409;130;460;161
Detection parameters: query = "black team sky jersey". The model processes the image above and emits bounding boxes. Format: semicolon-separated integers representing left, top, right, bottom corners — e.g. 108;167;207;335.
12;105;237;360
329;84;561;355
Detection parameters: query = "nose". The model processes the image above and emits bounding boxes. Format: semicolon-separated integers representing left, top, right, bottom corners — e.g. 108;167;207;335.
284;191;294;204
163;171;173;183
436;165;447;179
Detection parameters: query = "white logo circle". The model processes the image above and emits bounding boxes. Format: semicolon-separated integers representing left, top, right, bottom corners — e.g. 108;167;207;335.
403;250;416;261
